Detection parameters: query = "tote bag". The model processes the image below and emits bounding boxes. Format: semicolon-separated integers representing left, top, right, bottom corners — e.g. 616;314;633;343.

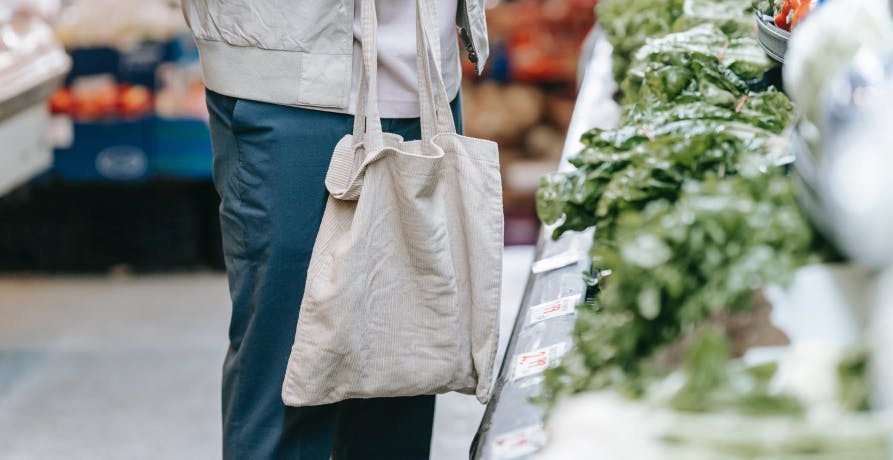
282;0;504;407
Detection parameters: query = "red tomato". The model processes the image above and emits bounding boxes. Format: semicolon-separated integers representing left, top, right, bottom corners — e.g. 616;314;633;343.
118;85;154;117
774;0;793;30
49;88;75;114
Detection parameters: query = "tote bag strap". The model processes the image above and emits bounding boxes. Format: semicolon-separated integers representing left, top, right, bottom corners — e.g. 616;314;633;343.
326;0;383;200
351;0;384;151
416;0;457;140
353;0;455;144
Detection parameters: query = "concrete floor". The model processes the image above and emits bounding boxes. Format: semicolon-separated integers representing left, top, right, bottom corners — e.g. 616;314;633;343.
0;246;533;460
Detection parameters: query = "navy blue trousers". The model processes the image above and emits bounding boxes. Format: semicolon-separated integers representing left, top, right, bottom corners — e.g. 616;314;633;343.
206;89;462;460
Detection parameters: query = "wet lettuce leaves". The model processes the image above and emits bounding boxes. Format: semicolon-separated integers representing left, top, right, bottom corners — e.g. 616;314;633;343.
625;24;774;98
599;0;762;83
543;176;818;401
537;115;790;241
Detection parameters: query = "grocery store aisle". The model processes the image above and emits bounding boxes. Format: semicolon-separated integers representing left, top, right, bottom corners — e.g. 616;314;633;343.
0;246;534;460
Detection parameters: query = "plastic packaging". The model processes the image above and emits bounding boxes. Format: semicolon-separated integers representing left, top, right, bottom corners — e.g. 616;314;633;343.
0;13;70;116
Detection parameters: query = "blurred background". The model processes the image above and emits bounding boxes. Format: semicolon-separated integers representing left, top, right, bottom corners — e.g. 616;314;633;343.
0;0;598;458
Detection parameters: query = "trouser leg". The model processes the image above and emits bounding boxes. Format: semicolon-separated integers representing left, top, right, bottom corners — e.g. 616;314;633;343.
207;90;348;460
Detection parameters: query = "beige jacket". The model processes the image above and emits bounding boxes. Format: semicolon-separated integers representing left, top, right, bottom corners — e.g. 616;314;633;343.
181;0;489;109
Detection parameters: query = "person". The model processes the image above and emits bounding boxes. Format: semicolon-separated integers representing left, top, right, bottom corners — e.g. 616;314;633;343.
179;1;490;458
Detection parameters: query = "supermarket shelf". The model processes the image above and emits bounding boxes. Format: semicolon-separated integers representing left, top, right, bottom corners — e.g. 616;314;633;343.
0;14;71;196
471;30;619;460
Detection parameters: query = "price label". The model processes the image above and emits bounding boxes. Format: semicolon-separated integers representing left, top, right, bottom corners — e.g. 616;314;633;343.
513;342;567;380
527;294;580;325
531;250;580;274
491;425;545;459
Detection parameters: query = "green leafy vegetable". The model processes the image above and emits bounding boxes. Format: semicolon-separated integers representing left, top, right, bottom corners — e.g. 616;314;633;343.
537;22;790;242
543;175;819;402
672;0;759;37
670;328;804;415
598;0;685;83
598;0;762;84
838;347;872;412
537;113;790;241
626;24;773;97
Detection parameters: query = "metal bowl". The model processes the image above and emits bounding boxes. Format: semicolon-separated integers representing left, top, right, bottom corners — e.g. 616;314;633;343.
755;12;791;63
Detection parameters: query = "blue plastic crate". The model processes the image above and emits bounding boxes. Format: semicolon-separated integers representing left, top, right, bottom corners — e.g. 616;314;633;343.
152;117;213;180
52;118;154;182
65;47;119;85
66;41;169;89
118;41;167;89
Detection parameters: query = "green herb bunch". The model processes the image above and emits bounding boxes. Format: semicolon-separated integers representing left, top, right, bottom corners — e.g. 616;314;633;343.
543;175;818;402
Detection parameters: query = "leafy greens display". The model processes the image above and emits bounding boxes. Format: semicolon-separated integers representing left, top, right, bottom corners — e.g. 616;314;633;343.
537;25;787;243
535;0;827;407
544;176;818;399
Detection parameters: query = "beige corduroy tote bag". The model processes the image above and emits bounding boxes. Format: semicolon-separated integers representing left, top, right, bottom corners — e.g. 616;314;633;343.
281;0;503;407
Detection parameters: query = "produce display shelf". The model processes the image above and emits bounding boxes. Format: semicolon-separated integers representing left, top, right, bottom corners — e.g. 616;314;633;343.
471;29;619;460
0;14;70;197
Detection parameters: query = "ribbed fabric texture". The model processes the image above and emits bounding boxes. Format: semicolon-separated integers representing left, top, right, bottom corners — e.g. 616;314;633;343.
281;0;503;407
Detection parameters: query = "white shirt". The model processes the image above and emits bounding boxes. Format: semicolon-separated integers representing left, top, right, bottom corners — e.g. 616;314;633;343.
342;0;461;118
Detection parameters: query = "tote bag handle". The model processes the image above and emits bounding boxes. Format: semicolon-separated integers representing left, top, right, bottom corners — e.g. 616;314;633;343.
327;0;458;201
352;0;456;145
